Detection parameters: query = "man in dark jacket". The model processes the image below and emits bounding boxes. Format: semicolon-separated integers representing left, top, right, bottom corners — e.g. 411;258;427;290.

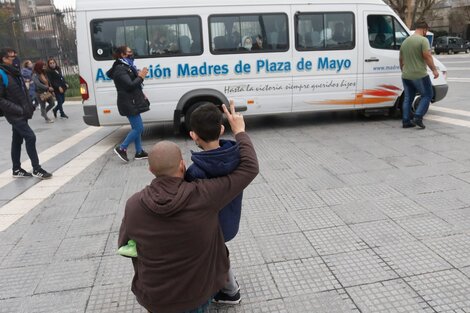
0;48;52;179
185;103;244;304
118;102;258;313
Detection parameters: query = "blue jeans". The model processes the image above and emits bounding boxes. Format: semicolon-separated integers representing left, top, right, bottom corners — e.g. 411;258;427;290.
53;92;66;116
120;114;144;153
402;75;433;123
11;119;40;171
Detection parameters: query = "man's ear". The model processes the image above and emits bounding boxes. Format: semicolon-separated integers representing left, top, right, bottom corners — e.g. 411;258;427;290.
220;124;225;137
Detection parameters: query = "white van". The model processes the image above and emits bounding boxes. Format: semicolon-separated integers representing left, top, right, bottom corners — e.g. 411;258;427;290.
76;0;448;131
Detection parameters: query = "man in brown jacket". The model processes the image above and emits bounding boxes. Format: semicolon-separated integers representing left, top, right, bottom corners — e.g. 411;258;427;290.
118;102;259;313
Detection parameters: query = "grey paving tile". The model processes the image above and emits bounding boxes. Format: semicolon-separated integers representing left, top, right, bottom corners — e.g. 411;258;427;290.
66;215;115;238
261;169;300;183
21;220;71;242
1;239;61;268
0;265;45;299
331;201;388;225
304;173;346;191
316;184;401;206
247;212;299;237
283;290;358;313
290;208;345;231
32;204;78;224
453;171;470;185
395;213;459;239
256;232;317;262
461;266;470;279
244;183;275;199
405;269;470;312
104;231;119;256
323;160;365;175
268;257;340;297
374;197;428;219
86;186;125;202
350;220;417;248
54;234;108;261
225;234;265;268
423;234;470;268
0;297;26;313
235;264;281;304
277;191;328;211
433;207;470;232
243;196;287;216
412;191;469;211
210;299;287;313
86;283;145;313
374;241;452;277
95;255;134;286
381;155;424;168
324;249;398;287
76;198;122;218
0;219;29;244
337;172;383;187
347;279;433;313
305;226;368;256
26;287;90;312
268;179;313;196
35;258;100;293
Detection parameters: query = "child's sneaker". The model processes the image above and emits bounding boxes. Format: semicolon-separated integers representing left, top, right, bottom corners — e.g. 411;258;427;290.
117;240;137;257
212;290;241;304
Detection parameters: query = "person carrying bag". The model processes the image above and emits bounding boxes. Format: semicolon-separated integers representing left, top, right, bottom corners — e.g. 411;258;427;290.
33;60;55;123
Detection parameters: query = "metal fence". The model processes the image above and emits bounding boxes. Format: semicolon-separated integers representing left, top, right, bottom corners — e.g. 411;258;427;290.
0;7;77;76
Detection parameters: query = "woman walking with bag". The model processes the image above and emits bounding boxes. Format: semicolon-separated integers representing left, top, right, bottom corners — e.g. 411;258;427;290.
47;58;69;119
106;45;150;162
33;60;55;123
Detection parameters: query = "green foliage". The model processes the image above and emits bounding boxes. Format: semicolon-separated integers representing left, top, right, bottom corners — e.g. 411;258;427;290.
64;74;80;98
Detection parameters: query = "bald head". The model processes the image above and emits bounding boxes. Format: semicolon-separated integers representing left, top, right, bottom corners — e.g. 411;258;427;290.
148;141;184;177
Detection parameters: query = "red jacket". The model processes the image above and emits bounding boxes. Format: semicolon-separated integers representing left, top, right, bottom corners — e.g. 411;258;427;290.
118;132;259;313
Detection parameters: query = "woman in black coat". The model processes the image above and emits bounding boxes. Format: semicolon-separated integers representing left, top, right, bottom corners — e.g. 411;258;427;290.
106;45;149;162
47;58;69;119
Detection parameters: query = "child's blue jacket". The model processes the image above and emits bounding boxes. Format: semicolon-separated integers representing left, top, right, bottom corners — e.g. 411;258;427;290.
185;139;243;242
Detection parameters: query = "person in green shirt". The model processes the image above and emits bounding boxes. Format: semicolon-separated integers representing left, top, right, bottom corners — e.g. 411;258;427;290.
399;18;439;129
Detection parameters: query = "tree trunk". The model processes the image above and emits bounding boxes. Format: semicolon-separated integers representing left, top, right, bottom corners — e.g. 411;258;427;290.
405;0;415;28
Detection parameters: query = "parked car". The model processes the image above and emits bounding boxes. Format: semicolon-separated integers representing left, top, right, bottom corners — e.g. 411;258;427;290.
434;36;469;54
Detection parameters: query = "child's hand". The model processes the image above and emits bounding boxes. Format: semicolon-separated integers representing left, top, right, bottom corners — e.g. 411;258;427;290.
222;100;245;135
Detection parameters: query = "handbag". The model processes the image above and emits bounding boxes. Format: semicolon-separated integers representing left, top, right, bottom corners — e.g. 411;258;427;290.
39;91;54;101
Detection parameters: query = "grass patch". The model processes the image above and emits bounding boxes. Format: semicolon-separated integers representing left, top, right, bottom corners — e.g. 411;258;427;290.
65;74;80;98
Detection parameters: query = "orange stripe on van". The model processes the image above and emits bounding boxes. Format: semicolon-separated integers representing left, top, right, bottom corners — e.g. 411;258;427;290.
103;109;111;114
305;85;401;105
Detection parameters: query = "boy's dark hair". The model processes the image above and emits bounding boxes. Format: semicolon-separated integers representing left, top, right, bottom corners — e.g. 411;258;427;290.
190;103;223;142
0;48;16;64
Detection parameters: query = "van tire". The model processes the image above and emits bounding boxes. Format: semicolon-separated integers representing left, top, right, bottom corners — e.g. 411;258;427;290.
184;101;212;131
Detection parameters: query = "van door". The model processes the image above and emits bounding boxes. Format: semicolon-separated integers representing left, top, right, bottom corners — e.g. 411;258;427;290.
292;5;358;112
359;10;408;109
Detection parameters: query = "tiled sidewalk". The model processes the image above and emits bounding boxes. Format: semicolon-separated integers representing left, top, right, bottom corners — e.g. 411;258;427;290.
1;113;470;312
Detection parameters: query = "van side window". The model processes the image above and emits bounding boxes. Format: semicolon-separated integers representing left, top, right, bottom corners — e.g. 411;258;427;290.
209;13;288;54
367;15;408;50
91;16;202;60
296;12;354;51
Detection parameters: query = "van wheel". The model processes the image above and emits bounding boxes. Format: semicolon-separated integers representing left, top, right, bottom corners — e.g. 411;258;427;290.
435;51;440;55
184;101;212;131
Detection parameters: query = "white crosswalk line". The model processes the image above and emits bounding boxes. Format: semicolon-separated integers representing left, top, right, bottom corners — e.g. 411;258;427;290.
426;114;470;128
0;129;123;231
429;106;470;117
0;126;102;189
